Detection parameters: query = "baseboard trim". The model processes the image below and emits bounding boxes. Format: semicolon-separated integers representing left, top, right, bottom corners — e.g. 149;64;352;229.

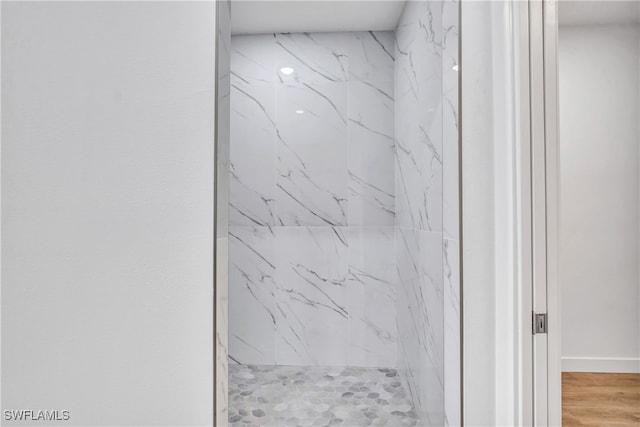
562;357;640;373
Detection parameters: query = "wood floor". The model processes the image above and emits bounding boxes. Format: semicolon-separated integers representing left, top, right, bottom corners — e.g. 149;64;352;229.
563;372;640;426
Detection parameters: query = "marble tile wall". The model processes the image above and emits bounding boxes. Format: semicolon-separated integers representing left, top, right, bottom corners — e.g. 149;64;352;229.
395;0;444;424
226;4;460;422
394;1;460;426
228;31;397;368
442;1;461;425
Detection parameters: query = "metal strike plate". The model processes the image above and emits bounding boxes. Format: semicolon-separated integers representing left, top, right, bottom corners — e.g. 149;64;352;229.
533;312;547;334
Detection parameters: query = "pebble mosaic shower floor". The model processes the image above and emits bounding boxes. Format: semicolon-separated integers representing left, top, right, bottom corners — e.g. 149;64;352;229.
228;365;420;427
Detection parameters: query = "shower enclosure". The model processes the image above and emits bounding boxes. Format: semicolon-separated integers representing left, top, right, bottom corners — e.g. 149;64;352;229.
216;1;461;425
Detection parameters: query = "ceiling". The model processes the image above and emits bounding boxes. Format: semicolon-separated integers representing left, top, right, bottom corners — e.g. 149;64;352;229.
230;1;406;35
559;0;640;26
230;1;640;36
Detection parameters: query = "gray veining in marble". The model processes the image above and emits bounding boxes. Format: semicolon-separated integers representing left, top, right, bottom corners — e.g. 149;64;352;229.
231;34;277;86
394;1;443;234
348;80;395;226
443;238;460;427
347;227;397;367
229;365;419;427
275;226;349;366
230;82;277;226
394;1;459;425
229;31;397;369
276;33;348;83
442;0;460;243
276;82;349;226
348;31;395;83
441;1;460;425
229;225;276;365
230;30;395;231
227;10;461;424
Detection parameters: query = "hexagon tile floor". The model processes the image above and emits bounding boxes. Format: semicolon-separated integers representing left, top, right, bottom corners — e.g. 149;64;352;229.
228;365;420;427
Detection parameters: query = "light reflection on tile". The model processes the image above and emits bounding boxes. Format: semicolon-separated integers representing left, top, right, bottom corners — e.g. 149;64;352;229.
276;32;348;83
276;82;348;226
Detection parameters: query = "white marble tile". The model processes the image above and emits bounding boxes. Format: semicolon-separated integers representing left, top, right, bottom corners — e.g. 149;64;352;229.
217;22;231;240
216;237;229;426
276;32;348;83
415;2;444;234
442;108;458;241
394;1;444;234
395;106;443;233
442;0;459;93
442;0;460;242
441;4;461;418
395;1;443;114
394;1;418;59
396;226;420;286
420;109;444;235
395;0;416;393
395;228;446;425
419;231;444;426
395;226;421;410
228;226;276;365
347;227;396;367
395;3;451;425
276;82;348;226
226;32;461;423
230;82;277;226
348;31;395;83
348;79;395;226
231;34;276;86
275;226;349;366
394;82;419;230
444;238;460;427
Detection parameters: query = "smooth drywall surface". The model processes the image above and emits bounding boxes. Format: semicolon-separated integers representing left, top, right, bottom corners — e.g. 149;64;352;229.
216;0;231;424
231;1;405;35
462;1;521;425
559;24;640;373
1;2;215;425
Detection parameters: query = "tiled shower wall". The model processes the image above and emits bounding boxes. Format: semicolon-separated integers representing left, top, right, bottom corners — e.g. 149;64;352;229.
442;2;461;426
228;32;397;368
394;1;459;426
227;2;460;423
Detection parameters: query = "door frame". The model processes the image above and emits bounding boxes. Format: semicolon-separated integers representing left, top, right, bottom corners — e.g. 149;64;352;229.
542;1;561;424
510;0;561;424
460;1;561;424
530;0;561;425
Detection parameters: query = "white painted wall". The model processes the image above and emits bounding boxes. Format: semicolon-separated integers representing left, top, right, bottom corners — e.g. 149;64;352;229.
461;2;496;425
559;24;640;373
462;2;529;425
1;2;216;425
216;1;231;423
